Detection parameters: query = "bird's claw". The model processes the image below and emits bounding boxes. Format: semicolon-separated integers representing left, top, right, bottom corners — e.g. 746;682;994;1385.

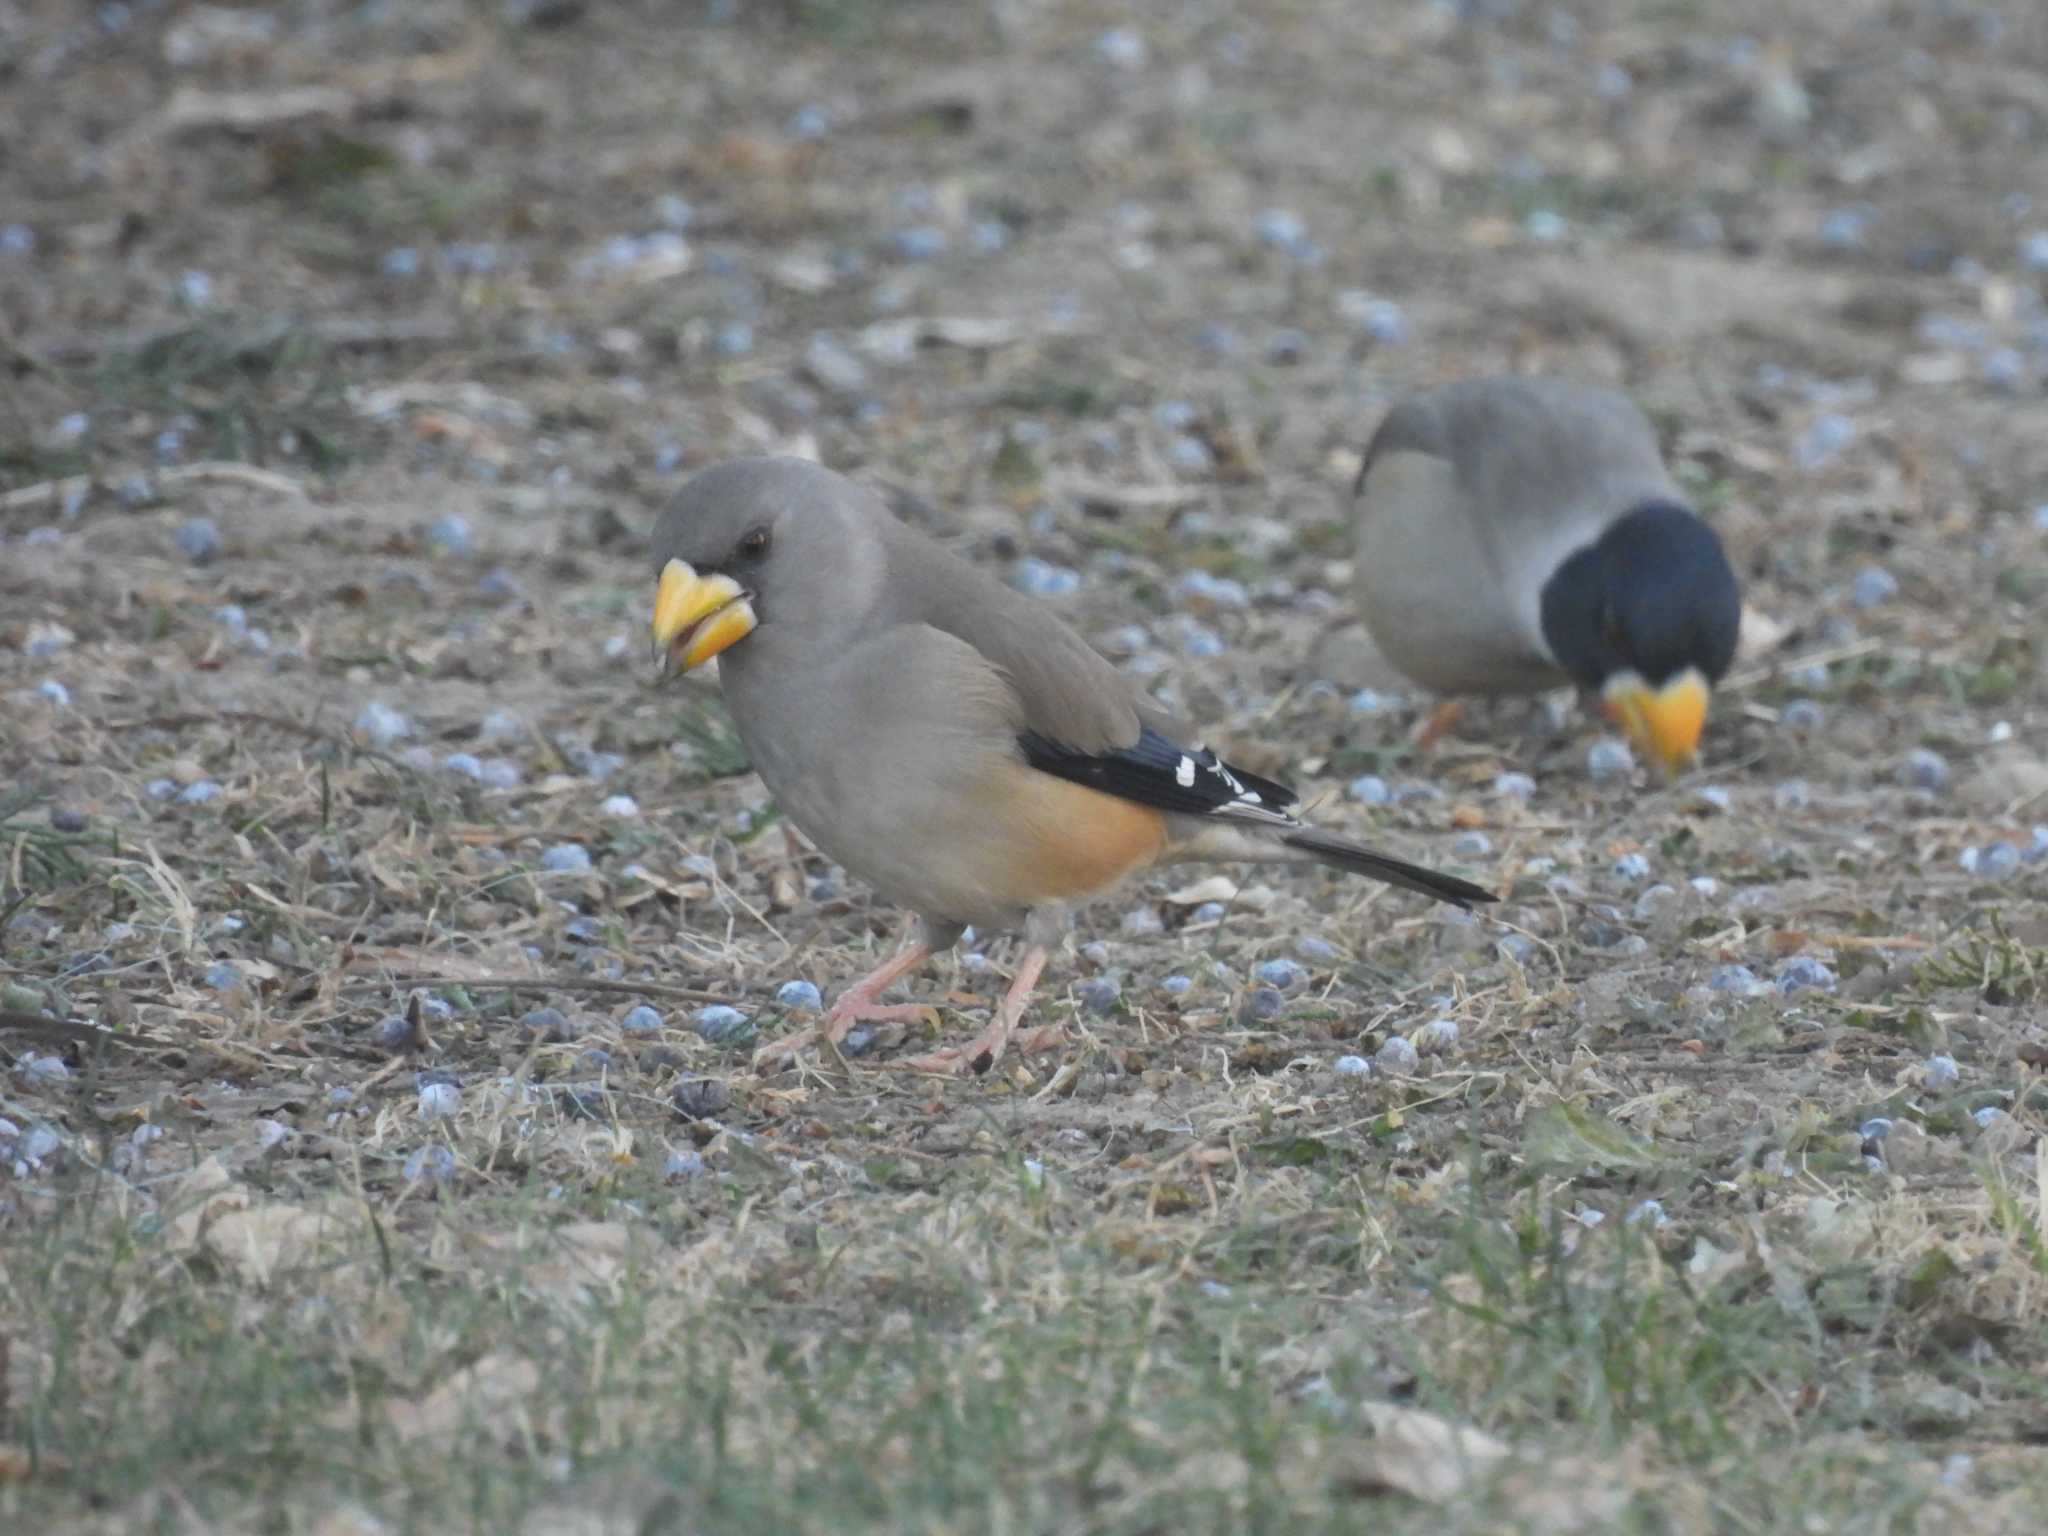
752;1002;940;1068
898;1022;1066;1077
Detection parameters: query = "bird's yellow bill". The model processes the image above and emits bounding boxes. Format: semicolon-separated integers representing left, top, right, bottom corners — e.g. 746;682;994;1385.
1603;669;1709;777
652;559;757;672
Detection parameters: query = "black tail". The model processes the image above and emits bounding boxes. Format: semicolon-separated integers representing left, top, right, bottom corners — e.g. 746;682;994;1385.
1281;827;1497;910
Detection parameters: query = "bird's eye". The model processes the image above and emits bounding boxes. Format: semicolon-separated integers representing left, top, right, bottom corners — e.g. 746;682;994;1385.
737;526;771;560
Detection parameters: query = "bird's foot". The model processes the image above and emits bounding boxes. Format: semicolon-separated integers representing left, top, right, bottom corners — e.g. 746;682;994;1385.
898;1019;1065;1077
752;998;940;1067
898;942;1057;1076
1411;698;1466;750
753;937;938;1068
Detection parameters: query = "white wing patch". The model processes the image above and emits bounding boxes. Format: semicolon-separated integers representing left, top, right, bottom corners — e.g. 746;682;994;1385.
1190;749;1295;826
1175;756;1197;788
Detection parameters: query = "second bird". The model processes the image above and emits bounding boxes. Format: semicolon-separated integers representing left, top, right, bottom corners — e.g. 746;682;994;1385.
1349;375;1742;775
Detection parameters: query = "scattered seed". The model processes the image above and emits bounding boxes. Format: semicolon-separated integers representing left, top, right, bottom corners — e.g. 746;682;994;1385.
774;980;822;1013
1346;774;1390;805
1632;884;1680;921
1708;963;1762;994
518;1007;580;1042
1252;208;1309;251
664;1148;708;1179
1413;1018;1459;1053
1076;976;1120;1015
403;1144;457;1182
693;1005;753;1043
1795;413;1856;470
672;1076;732;1120
1094;26;1147;69
1849;565;1898;608
174;516;222;564
20;1054;70;1085
1892;753;1941;798
1775;956;1837;995
418;1082;461;1120
1011;557;1081;598
1254;958;1306;991
1239;986;1285;1023
354;701;414;748
1375;1036;1420;1075
370;1015;414;1052
1586;738;1635;782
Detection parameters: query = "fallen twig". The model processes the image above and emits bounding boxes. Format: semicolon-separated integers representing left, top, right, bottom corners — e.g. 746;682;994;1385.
102;710;420;775
1763;931;1932;953
1722;636;1885;692
339;973;745;1007
1;460;309;515
37;314;462;369
0;1009;166;1053
1051;475;1214;512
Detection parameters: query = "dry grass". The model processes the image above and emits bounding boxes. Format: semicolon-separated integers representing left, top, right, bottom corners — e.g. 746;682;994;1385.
5;0;2048;1529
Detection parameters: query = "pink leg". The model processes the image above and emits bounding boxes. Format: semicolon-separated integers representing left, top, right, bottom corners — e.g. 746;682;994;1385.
753;937;936;1066
1412;698;1465;750
901;943;1057;1077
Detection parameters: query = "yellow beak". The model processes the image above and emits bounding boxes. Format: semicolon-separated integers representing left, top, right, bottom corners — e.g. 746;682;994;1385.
1602;668;1710;777
652;559;757;673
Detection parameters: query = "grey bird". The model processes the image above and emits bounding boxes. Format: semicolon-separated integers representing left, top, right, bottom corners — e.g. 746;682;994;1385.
649;456;1494;1075
1350;375;1741;774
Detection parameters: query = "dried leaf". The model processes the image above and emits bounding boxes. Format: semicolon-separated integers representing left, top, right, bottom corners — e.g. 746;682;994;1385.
206;1201;343;1284
1339;1402;1510;1502
859;316;1020;356
0;1441;70;1483
386;1355;541;1444
307;1508;391;1536
161;85;357;138
1523;1101;1663;1173
1735;605;1792;663
162;1154;246;1253
1166;875;1240;906
1337;1406;1635;1531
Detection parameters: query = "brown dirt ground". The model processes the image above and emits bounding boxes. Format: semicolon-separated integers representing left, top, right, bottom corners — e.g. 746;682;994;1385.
4;0;2048;1529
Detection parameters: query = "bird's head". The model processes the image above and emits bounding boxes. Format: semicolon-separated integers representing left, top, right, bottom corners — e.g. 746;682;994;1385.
649;456;873;675
1539;501;1741;776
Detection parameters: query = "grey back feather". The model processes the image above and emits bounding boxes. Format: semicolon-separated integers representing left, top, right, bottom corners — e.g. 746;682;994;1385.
871;512;1143;755
1359;376;1679;532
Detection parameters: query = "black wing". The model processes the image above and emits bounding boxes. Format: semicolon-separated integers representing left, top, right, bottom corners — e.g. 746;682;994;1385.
1018;724;1299;826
